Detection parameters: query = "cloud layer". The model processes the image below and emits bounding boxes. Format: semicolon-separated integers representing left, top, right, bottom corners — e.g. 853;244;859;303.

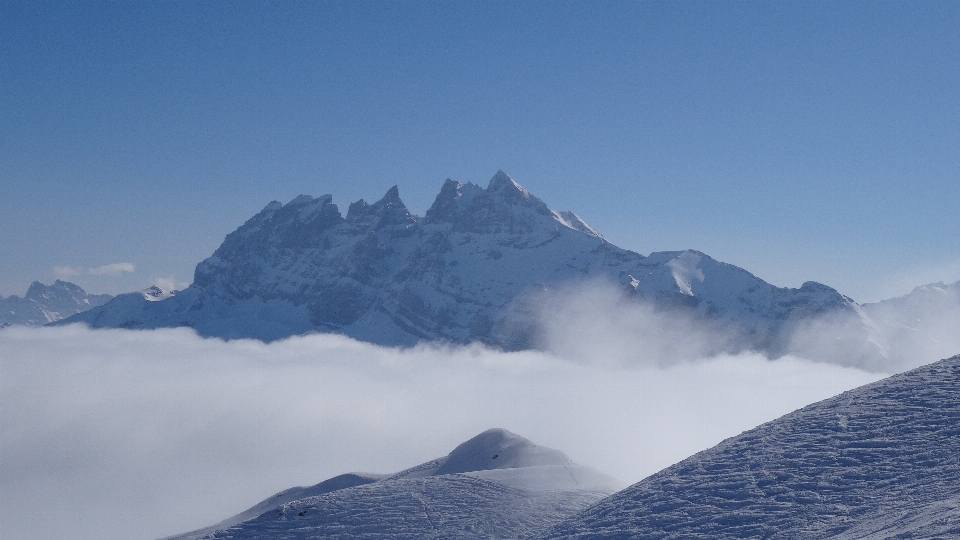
1;324;884;540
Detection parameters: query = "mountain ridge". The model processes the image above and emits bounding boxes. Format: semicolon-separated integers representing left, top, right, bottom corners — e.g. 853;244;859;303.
60;171;881;364
0;280;112;327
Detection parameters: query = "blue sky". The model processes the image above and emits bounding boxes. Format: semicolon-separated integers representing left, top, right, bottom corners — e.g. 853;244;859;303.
2;1;958;302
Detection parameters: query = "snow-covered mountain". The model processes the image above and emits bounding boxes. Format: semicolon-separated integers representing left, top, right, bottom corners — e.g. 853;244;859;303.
61;171;878;361
165;428;623;540
0;280;112;326
861;280;960;369
539;353;960;539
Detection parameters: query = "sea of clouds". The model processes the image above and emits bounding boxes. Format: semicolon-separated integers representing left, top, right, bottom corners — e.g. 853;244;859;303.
1;318;893;540
5;279;960;540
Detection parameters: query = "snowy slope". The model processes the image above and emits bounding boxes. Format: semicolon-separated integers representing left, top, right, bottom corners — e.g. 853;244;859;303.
539;354;960;539
0;280;112;326
165;428;623;540
62;171;874;361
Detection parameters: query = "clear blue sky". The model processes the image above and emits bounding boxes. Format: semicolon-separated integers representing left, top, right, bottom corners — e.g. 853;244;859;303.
2;1;958;302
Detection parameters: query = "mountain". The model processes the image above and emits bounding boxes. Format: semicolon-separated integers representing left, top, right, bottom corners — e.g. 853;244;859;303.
861;280;960;369
165;428;623;540
539;354;960;539
0;280;112;326
61;171;877;362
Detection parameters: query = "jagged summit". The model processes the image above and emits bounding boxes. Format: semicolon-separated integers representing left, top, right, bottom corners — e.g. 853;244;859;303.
424;178;482;222
1;280;112;326
259;200;282;213
346;185;416;230
488;169;515;189
487;169;537;201
26;279;83;299
484;169;551;210
286;193;315;207
423;171;554;233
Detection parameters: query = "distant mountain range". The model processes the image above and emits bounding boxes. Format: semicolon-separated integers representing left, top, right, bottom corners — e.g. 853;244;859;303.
0;280;112;327
50;170;923;366
165;428;623;540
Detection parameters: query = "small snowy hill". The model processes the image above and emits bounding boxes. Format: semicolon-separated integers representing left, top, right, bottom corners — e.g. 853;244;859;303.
165;428;623;540
62;171;877;362
539;354;960;540
0;280;111;326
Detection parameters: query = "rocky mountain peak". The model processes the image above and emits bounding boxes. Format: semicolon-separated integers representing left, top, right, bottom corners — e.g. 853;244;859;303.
23;279;50;298
24;280;47;298
346;185;416;230
260;200;283;214
24;279;98;304
381;184;401;202
286;194;316;207
223;193;342;245
26;280;80;300
424;179;482;223
485;170;551;213
1;280;112;326
423;172;552;232
487;169;522;191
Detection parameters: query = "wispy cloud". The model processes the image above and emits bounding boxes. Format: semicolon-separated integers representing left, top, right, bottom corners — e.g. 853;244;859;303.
88;262;135;276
